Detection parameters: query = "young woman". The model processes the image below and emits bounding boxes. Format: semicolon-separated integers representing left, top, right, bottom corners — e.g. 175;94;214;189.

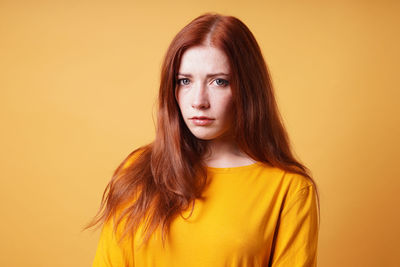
88;13;319;267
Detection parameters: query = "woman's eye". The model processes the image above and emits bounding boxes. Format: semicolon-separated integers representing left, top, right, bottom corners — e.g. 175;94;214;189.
178;78;190;86
215;79;229;86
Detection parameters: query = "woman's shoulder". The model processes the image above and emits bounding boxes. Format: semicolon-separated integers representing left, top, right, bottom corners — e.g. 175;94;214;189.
255;163;315;196
256;163;312;185
277;169;317;209
282;170;314;191
119;146;149;171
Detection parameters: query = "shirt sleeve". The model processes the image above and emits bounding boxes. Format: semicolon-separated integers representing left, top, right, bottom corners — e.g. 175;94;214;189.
270;184;319;267
92;218;134;267
93;149;144;267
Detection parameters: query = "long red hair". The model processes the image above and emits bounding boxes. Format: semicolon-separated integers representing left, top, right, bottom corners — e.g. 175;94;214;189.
85;12;318;249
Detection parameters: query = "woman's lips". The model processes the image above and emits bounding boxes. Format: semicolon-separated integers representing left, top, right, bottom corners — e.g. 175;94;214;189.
190;117;214;126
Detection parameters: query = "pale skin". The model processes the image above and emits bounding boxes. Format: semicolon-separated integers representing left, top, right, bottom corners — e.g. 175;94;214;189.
175;45;256;168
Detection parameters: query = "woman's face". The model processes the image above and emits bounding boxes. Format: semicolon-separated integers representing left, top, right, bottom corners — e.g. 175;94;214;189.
175;45;234;141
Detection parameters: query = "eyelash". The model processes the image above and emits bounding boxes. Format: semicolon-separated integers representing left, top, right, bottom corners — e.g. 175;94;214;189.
177;78;229;87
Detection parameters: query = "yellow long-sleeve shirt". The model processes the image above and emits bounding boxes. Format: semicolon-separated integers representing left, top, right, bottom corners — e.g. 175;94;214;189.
93;161;319;267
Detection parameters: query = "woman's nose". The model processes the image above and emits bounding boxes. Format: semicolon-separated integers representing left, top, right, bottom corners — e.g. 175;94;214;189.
191;83;210;109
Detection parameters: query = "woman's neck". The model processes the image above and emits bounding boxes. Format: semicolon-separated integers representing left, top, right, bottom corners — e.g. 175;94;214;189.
203;137;256;168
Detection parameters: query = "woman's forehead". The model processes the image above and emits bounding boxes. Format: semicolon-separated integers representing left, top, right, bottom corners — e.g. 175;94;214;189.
178;45;230;75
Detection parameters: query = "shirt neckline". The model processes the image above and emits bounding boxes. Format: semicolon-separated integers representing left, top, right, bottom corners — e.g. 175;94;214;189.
206;162;263;173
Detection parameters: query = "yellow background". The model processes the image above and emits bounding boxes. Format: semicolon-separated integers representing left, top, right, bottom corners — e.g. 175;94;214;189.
1;0;399;266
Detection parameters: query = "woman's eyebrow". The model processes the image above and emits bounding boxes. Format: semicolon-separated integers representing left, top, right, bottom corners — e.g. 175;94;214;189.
177;72;230;78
